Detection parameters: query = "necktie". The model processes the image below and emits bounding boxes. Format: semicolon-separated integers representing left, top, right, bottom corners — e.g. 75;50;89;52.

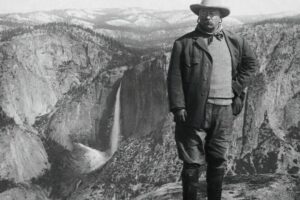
207;32;223;45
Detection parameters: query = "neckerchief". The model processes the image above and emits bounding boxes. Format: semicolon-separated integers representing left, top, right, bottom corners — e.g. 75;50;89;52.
195;23;224;45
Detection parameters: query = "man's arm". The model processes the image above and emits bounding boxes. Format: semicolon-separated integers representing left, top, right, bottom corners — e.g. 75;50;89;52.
232;38;258;96
167;40;186;113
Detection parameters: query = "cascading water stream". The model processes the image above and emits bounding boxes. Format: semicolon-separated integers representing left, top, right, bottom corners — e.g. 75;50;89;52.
70;83;122;174
110;83;121;155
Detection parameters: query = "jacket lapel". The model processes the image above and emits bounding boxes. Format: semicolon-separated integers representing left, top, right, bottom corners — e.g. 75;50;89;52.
223;30;239;74
191;31;213;63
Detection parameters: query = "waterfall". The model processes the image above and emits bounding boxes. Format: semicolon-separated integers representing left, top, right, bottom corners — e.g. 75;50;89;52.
68;83;122;174
110;83;121;155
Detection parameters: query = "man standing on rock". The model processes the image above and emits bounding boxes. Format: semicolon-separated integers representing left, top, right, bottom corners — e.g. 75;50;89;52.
167;0;258;199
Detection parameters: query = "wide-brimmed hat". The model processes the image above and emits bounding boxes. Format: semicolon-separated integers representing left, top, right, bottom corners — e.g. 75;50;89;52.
190;0;230;18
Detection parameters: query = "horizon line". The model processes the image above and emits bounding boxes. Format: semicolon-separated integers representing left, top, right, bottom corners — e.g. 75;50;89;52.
0;7;299;17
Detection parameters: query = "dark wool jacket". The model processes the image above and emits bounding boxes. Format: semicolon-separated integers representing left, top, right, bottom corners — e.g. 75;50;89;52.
167;29;258;129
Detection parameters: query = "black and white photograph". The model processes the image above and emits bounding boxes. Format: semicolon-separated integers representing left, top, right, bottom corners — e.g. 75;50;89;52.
0;0;300;199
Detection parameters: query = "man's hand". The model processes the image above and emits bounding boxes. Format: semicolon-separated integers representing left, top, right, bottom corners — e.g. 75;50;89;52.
232;96;243;116
174;109;187;123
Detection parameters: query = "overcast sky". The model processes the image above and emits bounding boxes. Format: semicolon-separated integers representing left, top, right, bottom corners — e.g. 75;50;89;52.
1;0;300;16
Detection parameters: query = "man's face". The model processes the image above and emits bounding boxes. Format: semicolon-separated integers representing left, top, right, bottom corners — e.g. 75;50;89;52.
197;9;221;32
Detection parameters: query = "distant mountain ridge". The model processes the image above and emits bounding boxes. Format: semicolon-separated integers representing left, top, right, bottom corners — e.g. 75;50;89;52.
0;8;242;29
1;8;299;30
1;8;299;48
0;8;243;48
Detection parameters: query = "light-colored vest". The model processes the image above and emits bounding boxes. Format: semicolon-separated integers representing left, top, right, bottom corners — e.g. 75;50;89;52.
207;37;234;105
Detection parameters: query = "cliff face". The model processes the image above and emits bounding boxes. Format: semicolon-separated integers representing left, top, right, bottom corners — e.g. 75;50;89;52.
0;122;49;183
0;25;116;126
120;59;168;138
0;24;141;199
230;23;300;175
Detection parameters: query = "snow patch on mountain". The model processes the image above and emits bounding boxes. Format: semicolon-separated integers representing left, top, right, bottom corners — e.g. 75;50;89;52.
106;19;132;26
83;9;105;16
128;14;167;27
27;12;63;23
70;19;94;29
121;8;151;15
160;12;195;24
66;9;96;19
4;12;63;24
6;14;31;22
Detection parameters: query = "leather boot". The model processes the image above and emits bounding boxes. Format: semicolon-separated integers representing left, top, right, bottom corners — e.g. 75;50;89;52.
206;168;225;200
181;163;200;200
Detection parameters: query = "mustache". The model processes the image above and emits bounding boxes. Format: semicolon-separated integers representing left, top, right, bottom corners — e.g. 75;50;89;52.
202;20;214;25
